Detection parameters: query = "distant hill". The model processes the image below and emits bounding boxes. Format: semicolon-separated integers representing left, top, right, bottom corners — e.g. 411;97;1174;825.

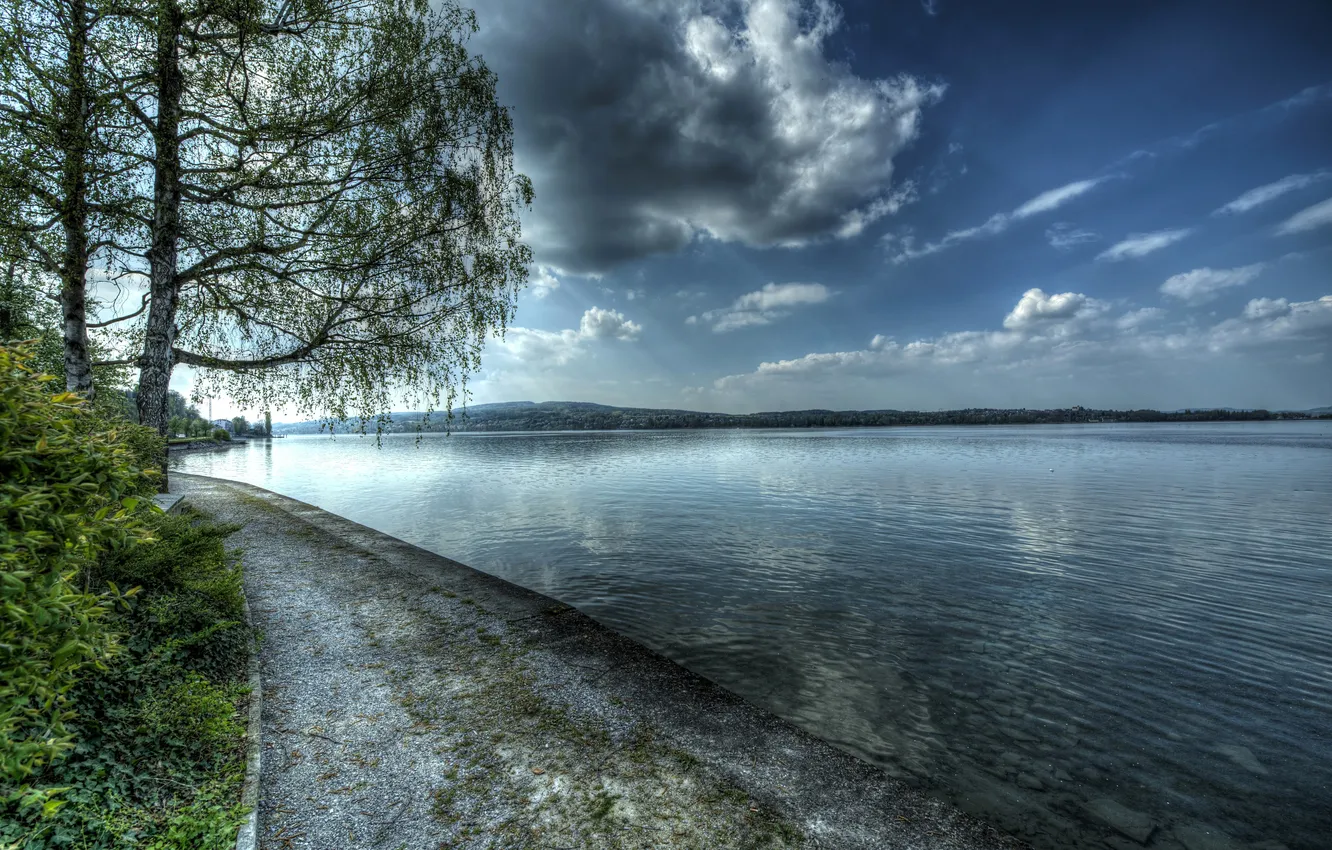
1172;406;1332;414
272;401;1332;435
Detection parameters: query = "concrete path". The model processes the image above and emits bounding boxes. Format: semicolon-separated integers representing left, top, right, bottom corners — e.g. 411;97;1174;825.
173;473;1025;850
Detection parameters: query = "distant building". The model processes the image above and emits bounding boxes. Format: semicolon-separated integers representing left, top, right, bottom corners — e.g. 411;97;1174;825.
210;419;234;433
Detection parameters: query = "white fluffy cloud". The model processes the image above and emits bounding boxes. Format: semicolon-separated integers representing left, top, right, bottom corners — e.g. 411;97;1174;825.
1209;295;1332;350
887;177;1105;263
491;306;641;368
1115;307;1166;330
1215;172;1331;215
1276;196;1332;236
1243;297;1291;321
689;282;831;332
1159;264;1265;305
1012;180;1104;219
1096;228;1193;261
527;266;561;299
1002;288;1109;331
713;288;1332;395
579;306;642;341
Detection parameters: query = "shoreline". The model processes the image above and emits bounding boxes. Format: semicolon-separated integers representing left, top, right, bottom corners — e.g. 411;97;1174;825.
172;472;1025;849
272;418;1332;438
168;438;238;453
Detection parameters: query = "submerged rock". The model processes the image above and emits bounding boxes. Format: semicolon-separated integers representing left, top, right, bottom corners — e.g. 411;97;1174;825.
1214;744;1268;776
1175;823;1243;850
1085;797;1156;844
1001;724;1039;743
1076;765;1103;782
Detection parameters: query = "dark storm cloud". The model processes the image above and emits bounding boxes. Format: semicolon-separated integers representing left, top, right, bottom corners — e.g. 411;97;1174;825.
468;0;943;274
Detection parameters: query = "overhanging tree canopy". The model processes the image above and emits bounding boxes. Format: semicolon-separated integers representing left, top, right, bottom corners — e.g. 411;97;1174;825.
108;0;533;437
5;0;532;444
0;0;141;394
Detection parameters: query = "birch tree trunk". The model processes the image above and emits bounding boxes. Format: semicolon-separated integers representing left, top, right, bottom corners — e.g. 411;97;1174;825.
135;0;184;489
57;0;93;395
135;0;182;442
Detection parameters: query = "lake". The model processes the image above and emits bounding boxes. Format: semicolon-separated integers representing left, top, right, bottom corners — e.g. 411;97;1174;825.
174;422;1332;849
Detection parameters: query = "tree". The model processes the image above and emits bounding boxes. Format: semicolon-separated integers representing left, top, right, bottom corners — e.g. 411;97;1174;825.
82;0;531;452
0;0;140;396
0;260;53;347
5;0;532;488
229;415;246;436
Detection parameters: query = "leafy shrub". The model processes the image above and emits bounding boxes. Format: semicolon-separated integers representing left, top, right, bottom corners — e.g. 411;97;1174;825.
97;511;239;605
211;428;230;442
0;509;251;849
96;509;247;682
137;674;244;761
86;413;164;497
140;776;249;850
0;343;153;804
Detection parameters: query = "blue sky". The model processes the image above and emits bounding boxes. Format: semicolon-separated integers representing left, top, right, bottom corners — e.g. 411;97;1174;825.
167;0;1326;418
444;0;1332;412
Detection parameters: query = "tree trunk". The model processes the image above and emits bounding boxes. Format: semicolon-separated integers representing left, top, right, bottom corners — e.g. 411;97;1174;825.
0;261;20;339
59;0;93;397
136;0;185;489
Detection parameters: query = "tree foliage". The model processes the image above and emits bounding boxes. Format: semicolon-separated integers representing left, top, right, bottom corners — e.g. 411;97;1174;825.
136;0;531;437
0;0;141;396
3;0;532;452
0;342;154;809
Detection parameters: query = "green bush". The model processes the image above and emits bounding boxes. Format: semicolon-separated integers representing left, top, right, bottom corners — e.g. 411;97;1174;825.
0;508;251;849
87;416;164;498
211;428;230;442
0;343;153;807
137;674;244;760
95;510;246;683
140;776;249;850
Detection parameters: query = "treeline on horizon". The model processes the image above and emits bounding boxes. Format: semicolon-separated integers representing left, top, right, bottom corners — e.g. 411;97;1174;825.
275;401;1332;434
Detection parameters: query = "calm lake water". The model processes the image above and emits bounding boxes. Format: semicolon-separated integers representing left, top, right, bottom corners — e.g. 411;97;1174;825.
175;423;1332;849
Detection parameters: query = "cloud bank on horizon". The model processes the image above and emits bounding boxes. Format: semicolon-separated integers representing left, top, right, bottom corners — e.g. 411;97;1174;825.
703;288;1332;409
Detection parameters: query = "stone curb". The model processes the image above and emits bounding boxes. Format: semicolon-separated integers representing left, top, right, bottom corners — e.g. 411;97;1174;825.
234;592;263;850
150;492;183;513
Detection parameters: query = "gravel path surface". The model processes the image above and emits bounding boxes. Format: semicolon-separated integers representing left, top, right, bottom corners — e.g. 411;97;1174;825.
172;473;1026;850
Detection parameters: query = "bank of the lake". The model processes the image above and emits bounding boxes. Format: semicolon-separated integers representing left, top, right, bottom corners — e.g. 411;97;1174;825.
168;438;238;453
173;472;1023;850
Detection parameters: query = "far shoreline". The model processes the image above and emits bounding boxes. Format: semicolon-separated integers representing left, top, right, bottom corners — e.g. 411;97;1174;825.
266;417;1332;440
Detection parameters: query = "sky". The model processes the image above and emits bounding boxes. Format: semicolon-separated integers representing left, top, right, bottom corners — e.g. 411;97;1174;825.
198;0;1332;417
